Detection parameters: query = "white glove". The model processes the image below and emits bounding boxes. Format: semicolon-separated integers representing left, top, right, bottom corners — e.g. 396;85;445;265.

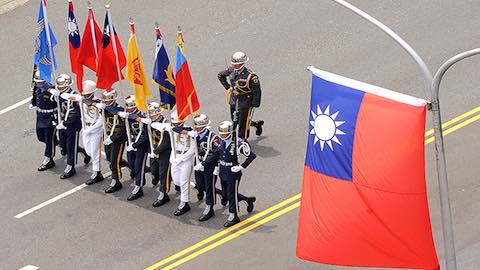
118;111;129;118
126;144;137;152
194;163;205;171
231;165;243;173
148;152;158;159
187;130;198;138
49;89;61;96
60;92;72;100
71;94;83;102
213;166;219;176
104;136;113;145
141;118;152;125
56;122;67;130
164;124;172;132
29;104;37;110
95;103;106;110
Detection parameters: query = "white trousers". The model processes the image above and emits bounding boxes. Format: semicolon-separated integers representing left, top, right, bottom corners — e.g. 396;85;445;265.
171;157;194;202
82;131;103;172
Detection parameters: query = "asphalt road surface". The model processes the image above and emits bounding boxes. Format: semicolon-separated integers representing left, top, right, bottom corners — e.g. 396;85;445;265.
1;0;479;269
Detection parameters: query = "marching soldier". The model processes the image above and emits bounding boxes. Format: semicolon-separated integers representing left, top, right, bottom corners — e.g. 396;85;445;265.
54;74;90;179
96;90;127;193
194;121;256;227
62;80;104;185
31;70;57;171
118;95;150;201
169;111;195;216
148;103;173;207
217;51;264;140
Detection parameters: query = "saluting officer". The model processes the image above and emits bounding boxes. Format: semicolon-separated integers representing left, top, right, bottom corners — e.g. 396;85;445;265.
217;51;264;140
118;95;150;201
96;90;128;193
54;74;90;179
31;70;57;171
194;121;256;227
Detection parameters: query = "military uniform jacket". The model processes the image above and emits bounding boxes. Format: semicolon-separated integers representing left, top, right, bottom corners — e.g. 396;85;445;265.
33;82;57;128
104;104;127;143
202;139;256;181
170;127;195;163
217;66;261;109
81;97;103;134
151;119;171;162
196;129;221;165
58;87;82;131
126;111;149;149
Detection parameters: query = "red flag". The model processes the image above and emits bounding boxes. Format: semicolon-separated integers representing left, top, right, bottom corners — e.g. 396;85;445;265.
77;7;102;73
96;10;126;90
67;0;83;92
175;31;200;121
296;68;439;269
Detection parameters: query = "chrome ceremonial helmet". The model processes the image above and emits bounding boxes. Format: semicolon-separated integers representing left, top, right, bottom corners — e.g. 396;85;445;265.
170;110;184;127
147;102;163;121
230;51;249;70
33;70;45;83
102;89;118;106
124;95;137;113
218;120;234;140
56;73;73;92
193;114;210;132
81;80;97;100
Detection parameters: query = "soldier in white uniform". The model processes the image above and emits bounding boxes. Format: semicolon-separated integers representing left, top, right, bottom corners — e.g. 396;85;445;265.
169;111;196;216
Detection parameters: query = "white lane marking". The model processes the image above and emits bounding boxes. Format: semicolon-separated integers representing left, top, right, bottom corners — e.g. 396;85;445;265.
0;0;31;15
18;265;39;270
0;97;30;116
14;172;112;219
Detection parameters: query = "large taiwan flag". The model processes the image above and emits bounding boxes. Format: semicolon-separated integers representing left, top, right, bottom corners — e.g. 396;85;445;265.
67;0;83;92
296;67;439;270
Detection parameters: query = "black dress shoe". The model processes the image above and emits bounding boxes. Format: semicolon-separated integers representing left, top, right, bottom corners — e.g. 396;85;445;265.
38;159;55;171
246;197;256;213
105;182;122;193
83;154;91;165
85;173;104;185
255;120;264;136
152;177;159;186
224;216;240;227
152;195;170;207
60;168;76;179
173;203;191;216
127;189;143;201
197;191;204;201
174;185;180;192
199;208;215;222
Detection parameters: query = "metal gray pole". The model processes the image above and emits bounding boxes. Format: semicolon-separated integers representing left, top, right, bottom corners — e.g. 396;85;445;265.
431;48;480;270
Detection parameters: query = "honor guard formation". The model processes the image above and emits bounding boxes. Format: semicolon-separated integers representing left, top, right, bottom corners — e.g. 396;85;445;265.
31;52;263;227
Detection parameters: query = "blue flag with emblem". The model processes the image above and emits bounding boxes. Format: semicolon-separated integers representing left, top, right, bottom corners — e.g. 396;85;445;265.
34;0;57;82
152;27;176;108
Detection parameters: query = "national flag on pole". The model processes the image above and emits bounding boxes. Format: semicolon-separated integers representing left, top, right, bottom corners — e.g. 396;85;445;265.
152;27;176;108
96;10;126;90
34;0;57;82
77;6;102;73
126;23;151;112
296;67;439;270
175;30;200;121
67;0;83;92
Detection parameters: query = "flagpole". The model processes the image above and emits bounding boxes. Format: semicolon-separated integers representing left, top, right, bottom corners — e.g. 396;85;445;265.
41;0;61;123
105;4;132;146
87;2;98;65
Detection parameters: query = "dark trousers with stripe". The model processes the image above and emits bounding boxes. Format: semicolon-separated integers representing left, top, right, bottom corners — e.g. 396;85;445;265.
127;144;148;187
151;157;171;194
223;177;248;214
195;165;217;206
105;142;125;181
36;126;56;158
58;129;80;166
230;106;253;140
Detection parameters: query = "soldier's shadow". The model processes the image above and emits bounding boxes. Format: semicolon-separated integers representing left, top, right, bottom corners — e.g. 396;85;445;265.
249;136;281;158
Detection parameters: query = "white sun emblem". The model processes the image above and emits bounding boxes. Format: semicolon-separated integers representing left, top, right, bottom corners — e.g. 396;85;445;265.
310;105;346;151
68;17;78;36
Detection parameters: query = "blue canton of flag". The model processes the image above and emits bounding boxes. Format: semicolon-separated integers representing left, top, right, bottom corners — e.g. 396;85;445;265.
68;4;80;49
152;34;176;108
34;0;57;82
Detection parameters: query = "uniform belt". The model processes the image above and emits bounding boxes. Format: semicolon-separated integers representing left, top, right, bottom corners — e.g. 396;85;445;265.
37;108;57;113
219;161;233;166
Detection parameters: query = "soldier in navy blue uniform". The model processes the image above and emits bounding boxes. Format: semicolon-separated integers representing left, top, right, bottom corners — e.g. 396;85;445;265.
31;70;58;171
194;121;256;227
118;95;150;201
96;90;128;193
217;51;264;140
54;74;90;179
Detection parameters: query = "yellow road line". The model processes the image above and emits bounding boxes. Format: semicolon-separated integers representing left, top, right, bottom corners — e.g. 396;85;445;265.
424;106;480;138
150;109;480;270
162;202;302;270
144;194;301;270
